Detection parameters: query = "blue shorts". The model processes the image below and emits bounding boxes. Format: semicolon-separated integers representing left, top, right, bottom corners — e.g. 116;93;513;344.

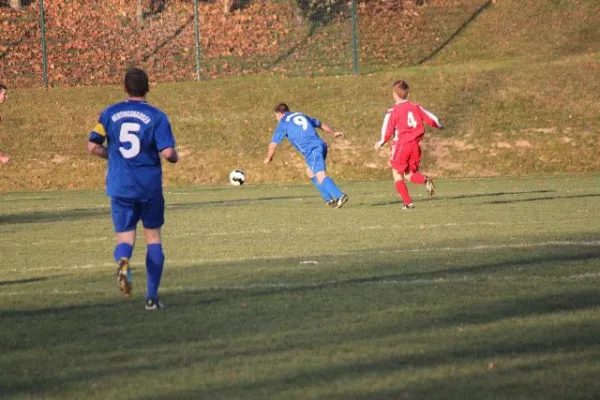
305;145;328;174
110;195;165;233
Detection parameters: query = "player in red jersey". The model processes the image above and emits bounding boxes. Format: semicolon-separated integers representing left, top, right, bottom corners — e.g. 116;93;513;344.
374;80;442;209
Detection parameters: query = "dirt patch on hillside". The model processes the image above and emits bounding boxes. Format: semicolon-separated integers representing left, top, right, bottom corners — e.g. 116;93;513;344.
425;136;500;176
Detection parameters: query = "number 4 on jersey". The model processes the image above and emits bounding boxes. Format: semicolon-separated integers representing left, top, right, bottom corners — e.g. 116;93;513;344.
407;111;417;129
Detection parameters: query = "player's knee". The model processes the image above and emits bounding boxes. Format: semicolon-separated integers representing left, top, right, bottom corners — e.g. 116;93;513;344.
315;171;327;184
144;227;162;244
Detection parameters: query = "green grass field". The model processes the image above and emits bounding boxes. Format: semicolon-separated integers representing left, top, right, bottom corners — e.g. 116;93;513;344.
1;1;599;398
2;175;600;399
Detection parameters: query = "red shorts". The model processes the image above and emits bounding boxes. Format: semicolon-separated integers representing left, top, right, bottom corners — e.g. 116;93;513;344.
389;140;421;174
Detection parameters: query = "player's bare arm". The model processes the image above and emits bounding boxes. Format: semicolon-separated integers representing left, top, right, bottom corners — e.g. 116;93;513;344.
88;141;108;159
161;147;179;163
375;109;396;150
374;127;392;150
264;142;278;164
0;151;9;164
320;122;344;138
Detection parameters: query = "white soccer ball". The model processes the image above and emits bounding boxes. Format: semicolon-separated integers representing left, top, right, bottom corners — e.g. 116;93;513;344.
229;169;246;186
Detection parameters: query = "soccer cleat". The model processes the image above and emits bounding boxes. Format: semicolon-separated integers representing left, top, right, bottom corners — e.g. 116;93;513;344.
425;177;436;198
116;257;132;297
335;193;349;209
145;298;164;310
325;200;336;208
402;203;415;210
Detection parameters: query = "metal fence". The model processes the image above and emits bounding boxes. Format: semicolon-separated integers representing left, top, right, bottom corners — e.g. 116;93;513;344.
0;0;360;87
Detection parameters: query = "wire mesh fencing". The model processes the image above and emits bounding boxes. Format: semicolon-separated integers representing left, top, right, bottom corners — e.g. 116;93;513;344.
0;0;359;87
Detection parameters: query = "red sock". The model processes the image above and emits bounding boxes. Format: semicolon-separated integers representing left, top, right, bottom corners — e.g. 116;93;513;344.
410;172;426;185
395;180;412;205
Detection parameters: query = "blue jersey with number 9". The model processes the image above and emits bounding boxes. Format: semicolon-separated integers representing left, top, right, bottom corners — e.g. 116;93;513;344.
89;100;175;199
270;111;325;157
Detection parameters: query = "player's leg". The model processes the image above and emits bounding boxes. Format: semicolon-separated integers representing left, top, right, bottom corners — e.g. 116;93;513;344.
140;195;166;310
390;143;413;208
115;231;136;296
406;142;425;183
310;146;348;208
393;168;414;209
306;165;335;206
143;228;164;310
407;171;426;184
315;170;348;208
405;143;435;197
111;197;139;296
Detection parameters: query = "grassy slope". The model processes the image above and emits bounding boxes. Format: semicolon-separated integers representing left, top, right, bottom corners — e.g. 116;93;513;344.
430;0;600;63
0;0;599;191
1;176;600;398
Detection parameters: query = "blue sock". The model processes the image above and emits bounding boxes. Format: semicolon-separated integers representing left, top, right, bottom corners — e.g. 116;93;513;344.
114;243;133;263
311;177;333;202
320;177;344;199
146;244;165;300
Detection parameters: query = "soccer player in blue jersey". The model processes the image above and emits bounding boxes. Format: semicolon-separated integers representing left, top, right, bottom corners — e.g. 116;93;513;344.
264;103;348;208
87;68;178;310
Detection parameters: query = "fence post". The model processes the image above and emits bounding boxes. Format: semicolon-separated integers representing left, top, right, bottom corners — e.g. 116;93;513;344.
351;0;359;75
39;0;48;87
194;0;202;80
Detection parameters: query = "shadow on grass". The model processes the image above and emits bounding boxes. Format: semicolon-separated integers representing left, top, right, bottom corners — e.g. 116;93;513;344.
371;189;556;206
3;284;599;398
146;321;600;399
486;193;600;204
0;195;313;225
167;195;314;210
0;277;48;286
344;353;600;400
416;0;495;65
0;208;109;225
2;239;599;397
178;246;600;306
348;248;600;284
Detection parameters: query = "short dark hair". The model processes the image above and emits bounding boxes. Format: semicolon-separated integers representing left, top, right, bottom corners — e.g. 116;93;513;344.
274;103;290;114
0;83;7;92
392;79;409;99
124;68;149;97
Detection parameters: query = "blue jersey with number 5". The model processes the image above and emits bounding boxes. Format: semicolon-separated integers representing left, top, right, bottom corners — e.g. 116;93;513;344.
271;112;325;157
88;100;175;199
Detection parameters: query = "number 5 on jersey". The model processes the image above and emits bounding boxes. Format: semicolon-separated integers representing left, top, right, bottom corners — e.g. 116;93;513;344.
119;122;141;159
